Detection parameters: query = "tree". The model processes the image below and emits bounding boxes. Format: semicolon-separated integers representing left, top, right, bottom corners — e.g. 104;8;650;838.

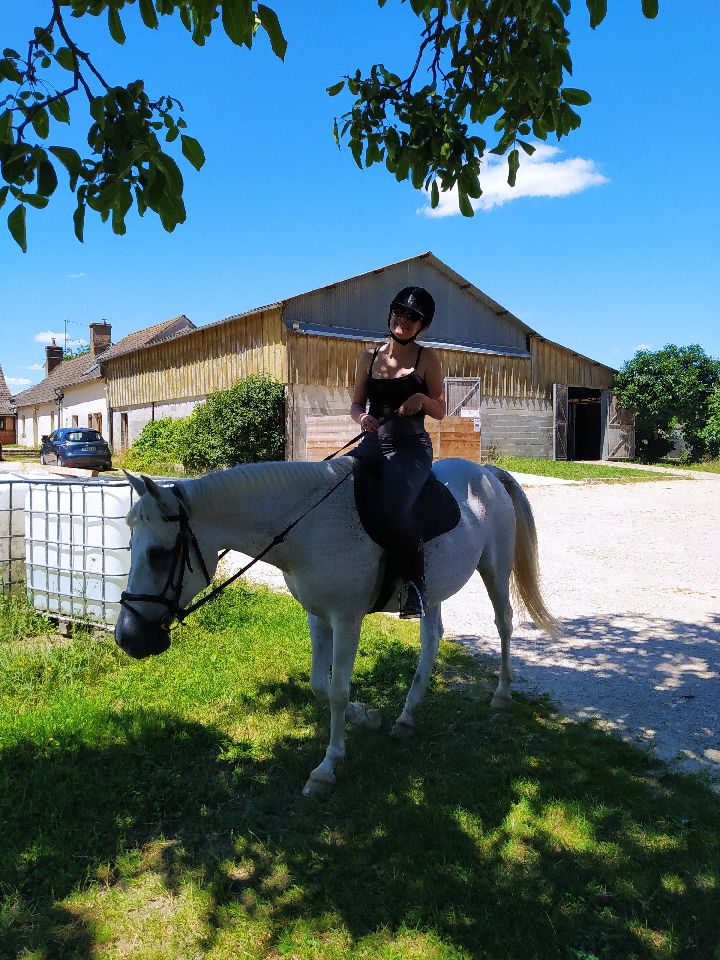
1;0;659;250
613;345;720;462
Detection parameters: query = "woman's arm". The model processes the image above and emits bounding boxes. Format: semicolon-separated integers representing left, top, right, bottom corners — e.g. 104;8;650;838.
350;349;379;432
397;348;446;420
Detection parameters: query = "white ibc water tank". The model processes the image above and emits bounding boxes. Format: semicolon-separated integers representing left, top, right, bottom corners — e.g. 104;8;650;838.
0;474;32;594
24;478;135;627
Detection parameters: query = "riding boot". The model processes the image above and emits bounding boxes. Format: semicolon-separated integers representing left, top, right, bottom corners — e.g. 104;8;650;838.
399;541;426;619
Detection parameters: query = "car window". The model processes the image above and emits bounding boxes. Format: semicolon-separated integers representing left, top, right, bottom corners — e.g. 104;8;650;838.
66;430;103;442
49;432;59;442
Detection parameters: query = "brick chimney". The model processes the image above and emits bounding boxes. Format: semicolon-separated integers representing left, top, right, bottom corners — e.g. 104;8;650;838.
89;320;112;357
45;339;64;375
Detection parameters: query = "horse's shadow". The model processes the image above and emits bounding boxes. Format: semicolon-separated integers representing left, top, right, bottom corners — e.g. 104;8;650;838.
1;637;718;959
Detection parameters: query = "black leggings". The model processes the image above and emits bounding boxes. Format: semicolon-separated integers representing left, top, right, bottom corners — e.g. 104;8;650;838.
351;431;433;582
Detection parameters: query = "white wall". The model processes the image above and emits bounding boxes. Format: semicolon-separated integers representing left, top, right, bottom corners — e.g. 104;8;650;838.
16;382;108;447
112;397;203;449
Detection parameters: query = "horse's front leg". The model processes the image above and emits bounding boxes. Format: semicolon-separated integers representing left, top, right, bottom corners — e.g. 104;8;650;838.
308;613;332;704
303;615;362;798
391;603;443;740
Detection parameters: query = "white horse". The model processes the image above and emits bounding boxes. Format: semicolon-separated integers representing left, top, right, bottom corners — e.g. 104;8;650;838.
117;458;559;798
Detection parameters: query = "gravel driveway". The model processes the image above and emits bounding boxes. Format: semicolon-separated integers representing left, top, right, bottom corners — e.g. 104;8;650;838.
223;466;720;782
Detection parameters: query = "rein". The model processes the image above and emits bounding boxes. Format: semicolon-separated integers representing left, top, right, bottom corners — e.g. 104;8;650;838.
121;417;390;630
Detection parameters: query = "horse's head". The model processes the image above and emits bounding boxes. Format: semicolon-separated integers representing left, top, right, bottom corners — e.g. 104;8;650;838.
115;472;218;659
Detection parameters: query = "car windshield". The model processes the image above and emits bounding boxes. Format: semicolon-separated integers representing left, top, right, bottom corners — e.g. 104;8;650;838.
65;430;103;442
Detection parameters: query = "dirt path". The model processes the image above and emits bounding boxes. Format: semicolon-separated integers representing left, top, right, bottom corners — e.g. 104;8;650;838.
223;468;720;782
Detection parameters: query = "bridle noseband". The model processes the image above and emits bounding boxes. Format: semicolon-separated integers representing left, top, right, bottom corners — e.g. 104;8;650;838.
120;491;212;630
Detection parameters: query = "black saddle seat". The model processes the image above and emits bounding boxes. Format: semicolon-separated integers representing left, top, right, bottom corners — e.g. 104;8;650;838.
352;458;461;612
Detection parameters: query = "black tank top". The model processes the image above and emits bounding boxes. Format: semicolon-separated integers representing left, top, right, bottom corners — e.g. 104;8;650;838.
366;344;429;440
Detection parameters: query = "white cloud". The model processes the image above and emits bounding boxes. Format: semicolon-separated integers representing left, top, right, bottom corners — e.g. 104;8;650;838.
419;143;609;218
66;272;86;280
636;343;651;351
33;330;88;348
7;376;33;387
26;362;44;370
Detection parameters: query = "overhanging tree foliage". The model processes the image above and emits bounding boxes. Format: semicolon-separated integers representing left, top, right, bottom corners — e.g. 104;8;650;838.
1;0;659;250
613;344;720;462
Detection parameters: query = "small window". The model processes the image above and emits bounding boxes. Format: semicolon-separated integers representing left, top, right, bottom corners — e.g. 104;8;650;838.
71;415;78;427
0;418;5;431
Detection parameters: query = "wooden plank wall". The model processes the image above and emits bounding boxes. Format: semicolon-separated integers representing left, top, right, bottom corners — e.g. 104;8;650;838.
288;332;614;402
107;308;287;409
305;415;481;463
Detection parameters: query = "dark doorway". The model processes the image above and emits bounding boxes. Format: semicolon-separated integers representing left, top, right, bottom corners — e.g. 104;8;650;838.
568;387;602;460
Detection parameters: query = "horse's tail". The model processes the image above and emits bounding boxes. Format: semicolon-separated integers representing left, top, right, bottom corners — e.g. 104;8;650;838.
484;465;562;638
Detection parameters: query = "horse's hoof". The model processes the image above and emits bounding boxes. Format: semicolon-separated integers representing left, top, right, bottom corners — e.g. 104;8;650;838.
491;691;513;710
302;772;336;799
390;719;415;741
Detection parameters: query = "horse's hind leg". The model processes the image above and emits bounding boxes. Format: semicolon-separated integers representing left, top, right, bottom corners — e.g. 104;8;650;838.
308;613;332;705
391;603;443;740
478;560;515;709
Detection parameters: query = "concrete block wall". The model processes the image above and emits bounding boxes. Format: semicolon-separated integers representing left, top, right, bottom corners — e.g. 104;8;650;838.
479;397;553;459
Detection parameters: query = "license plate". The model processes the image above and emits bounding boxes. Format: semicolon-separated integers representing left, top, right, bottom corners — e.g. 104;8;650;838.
82;447;95;452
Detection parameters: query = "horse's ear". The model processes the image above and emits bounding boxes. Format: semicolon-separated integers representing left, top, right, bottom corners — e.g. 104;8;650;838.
123;470;146;497
141;475;164;502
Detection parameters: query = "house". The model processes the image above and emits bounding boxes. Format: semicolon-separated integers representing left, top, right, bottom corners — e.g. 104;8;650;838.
0;364;17;445
12;316;195;448
102;253;633;461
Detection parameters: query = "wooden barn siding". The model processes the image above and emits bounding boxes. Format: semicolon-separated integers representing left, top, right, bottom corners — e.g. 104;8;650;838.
287;332;613;399
107;308;287;408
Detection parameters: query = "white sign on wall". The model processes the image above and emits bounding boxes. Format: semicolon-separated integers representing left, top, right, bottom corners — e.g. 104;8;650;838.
460;407;481;418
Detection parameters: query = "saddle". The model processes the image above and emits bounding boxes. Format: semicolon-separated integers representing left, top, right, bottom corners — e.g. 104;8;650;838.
352;458;461;612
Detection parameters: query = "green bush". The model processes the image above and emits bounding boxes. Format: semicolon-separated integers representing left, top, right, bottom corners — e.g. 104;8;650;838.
120;417;186;475
699;387;720;459
179;375;285;472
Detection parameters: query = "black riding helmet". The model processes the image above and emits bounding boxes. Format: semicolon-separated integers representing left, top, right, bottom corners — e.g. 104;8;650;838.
387;286;435;344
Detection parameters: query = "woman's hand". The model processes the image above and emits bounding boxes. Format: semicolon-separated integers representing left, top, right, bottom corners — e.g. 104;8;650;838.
360;413;380;433
397;393;425;416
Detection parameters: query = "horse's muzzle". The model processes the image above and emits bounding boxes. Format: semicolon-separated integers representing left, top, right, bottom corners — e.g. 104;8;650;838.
115;605;171;659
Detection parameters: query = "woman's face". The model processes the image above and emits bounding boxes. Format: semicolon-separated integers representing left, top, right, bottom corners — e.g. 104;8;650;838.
390;307;422;339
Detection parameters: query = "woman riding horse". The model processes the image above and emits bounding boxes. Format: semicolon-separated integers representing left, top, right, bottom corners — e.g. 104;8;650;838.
349;287;446;618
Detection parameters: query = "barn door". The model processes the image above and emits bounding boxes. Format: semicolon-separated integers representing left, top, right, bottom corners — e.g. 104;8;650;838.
444;377;482;417
553;383;568;460
601;390;635;460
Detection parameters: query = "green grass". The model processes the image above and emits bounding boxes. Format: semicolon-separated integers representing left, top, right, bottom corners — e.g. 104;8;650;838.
491;457;672;482
655;460;720;475
1;584;719;960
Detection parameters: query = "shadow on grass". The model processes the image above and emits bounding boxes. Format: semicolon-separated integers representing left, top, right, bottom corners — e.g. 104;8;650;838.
1;639;719;959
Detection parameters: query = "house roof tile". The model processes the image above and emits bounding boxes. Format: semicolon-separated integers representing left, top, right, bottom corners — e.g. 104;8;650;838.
0;364;14;414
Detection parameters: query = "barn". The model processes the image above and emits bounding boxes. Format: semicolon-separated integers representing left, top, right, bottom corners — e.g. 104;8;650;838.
104;253;633;461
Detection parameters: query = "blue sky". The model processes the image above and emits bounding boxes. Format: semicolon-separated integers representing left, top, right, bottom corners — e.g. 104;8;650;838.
2;1;719;392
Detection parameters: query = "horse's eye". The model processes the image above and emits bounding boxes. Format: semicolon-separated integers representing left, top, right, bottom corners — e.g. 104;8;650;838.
147;546;169;566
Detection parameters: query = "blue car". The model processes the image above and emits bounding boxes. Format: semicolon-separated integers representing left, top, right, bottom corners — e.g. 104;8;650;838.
40;428;112;470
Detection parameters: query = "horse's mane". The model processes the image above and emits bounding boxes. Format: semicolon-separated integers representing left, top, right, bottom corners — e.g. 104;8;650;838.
182;459;351;512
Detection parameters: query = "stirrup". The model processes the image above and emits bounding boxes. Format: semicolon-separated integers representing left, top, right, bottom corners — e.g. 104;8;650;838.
399;581;425;619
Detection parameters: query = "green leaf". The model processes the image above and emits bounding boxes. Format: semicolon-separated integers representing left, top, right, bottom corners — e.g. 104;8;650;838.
327;80;345;97
257;5;287;60
37;155;58;196
222;0;252;46
108;7;126;45
430;180;439;208
0;185;9;210
507;148;520;187
48;96;70;124
180;134;205;171
562;87;592;106
457;188;474;218
0;110;12;144
518;139;536;156
332;118;339;147
55;47;77;72
21;193;49;209
73;201;85;242
585;0;607;29
7;203;27;252
33;27;55;52
641;0;659;18
49;145;82;175
139;0;159;29
30;107;49;139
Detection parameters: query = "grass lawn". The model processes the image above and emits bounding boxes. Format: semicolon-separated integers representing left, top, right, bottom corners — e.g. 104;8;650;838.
656;460;720;475
1;587;718;960
492;458;674;482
